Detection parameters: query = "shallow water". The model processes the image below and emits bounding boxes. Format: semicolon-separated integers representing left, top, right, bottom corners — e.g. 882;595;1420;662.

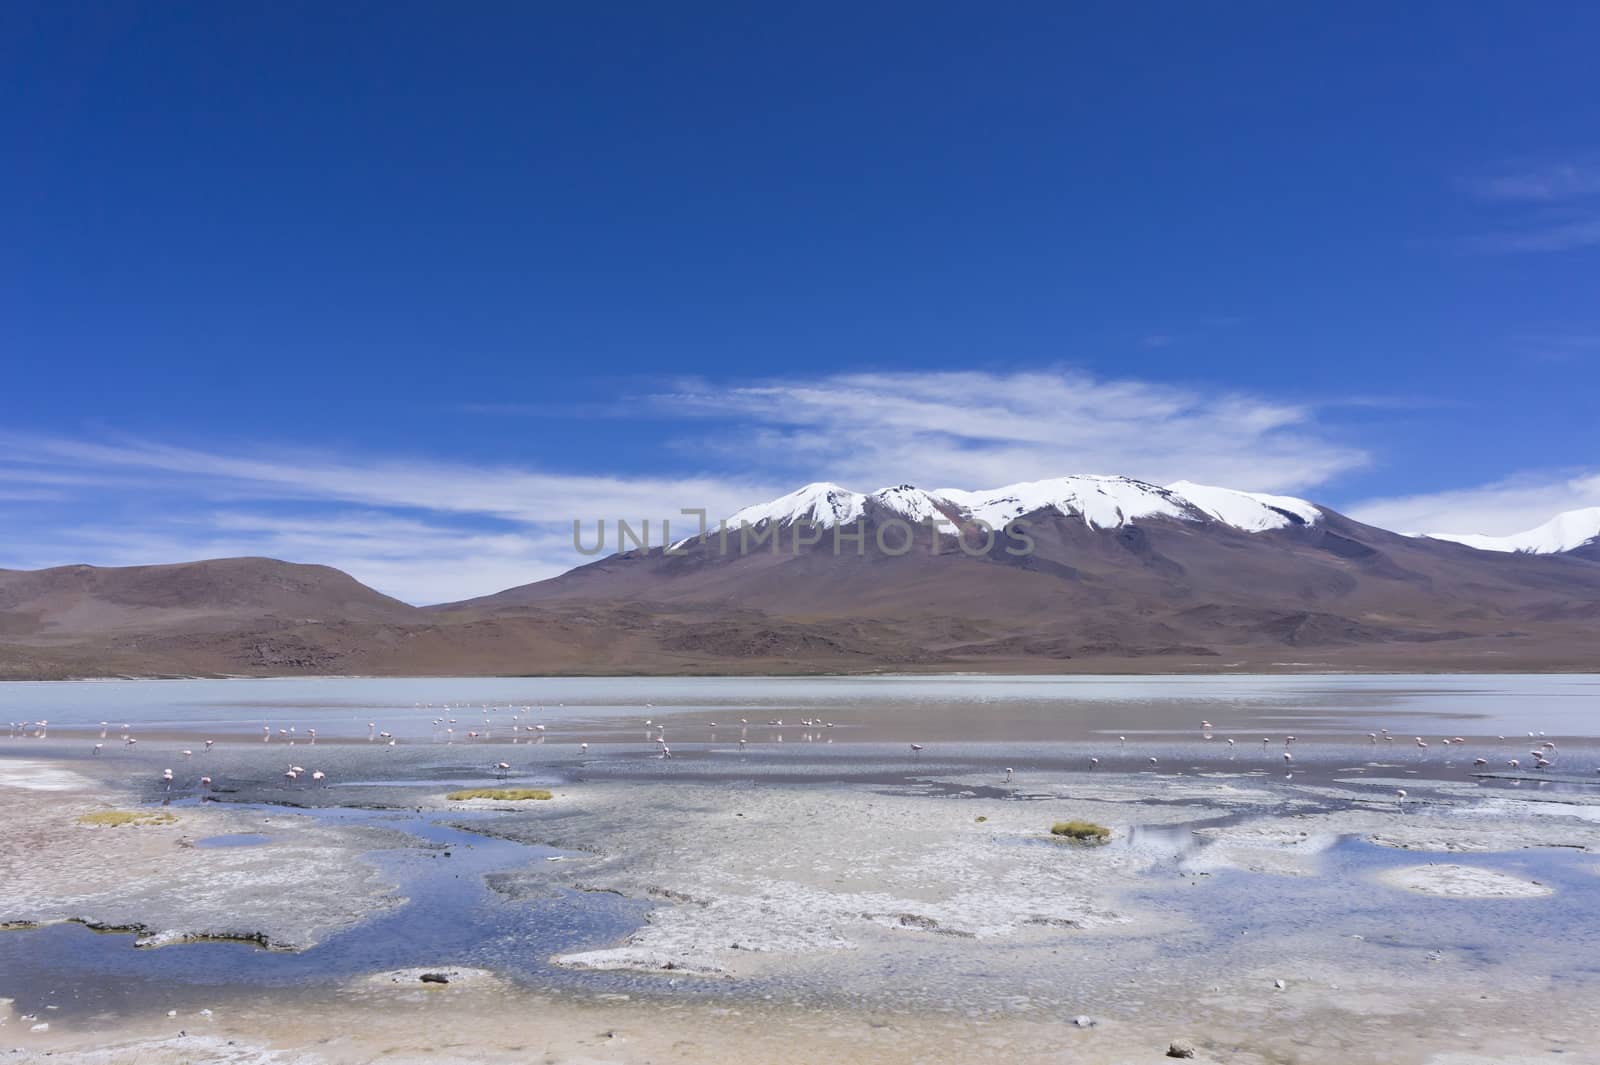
3;674;1600;1027
6;673;1600;745
0;805;652;1017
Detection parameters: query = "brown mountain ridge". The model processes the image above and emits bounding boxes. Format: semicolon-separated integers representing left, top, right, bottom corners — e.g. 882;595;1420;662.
5;480;1600;678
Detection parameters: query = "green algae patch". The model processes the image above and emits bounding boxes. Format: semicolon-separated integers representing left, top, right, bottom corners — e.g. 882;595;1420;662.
76;810;179;828
1050;820;1111;842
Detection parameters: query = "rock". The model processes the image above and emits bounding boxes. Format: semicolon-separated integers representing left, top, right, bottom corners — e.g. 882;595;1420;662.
419;971;450;984
1167;1040;1197;1058
1073;1015;1097;1028
1273;978;1286;989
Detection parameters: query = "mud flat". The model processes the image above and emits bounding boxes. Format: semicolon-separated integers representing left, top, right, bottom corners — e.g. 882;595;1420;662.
466;777;1210;979
0;782;406;950
1375;864;1554;898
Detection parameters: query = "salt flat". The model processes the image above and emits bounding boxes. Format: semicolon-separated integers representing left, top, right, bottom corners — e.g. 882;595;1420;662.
3;674;1600;1064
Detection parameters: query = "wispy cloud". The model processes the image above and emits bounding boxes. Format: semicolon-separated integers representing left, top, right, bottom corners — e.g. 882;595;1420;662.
0;434;769;526
1346;470;1600;538
651;370;1367;493
1461;159;1600;253
1463;161;1600;204
0;368;1373;601
0;435;774;604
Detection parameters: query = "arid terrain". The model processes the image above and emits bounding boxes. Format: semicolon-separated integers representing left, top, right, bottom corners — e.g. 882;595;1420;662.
5;491;1600;680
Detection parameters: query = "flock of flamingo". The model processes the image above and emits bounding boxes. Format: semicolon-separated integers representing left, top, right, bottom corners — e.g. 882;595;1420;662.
6;704;1599;808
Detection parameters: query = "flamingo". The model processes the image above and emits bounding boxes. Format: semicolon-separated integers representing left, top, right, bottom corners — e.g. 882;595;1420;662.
1147;756;1158;767
1004;767;1014;783
311;770;326;784
1088;757;1099;768
579;742;589;754
161;769;173;790
1395;789;1407;811
204;739;215;751
92;743;103;755
200;776;212;790
493;761;511;780
181;749;193;760
910;743;925;759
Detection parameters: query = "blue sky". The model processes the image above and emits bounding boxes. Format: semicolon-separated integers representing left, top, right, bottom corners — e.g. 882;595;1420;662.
3;3;1598;602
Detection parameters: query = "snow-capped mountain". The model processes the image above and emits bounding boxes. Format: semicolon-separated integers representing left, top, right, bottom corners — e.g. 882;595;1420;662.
1429;507;1600;555
711;475;1321;535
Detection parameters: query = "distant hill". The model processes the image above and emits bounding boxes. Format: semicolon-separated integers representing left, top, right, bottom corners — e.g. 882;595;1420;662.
5;477;1600;679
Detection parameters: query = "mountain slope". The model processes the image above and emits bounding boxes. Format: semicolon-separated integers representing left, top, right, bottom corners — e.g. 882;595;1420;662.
440;476;1600;671
1429;506;1600;556
7;479;1600;679
0;557;417;639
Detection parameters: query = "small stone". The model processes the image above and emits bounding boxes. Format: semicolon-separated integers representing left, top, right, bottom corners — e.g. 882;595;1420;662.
1167;1040;1197;1059
1073;1015;1096;1028
419;972;450;984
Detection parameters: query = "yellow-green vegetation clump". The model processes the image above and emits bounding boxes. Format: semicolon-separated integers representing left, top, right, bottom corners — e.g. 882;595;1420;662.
445;788;553;802
77;810;178;828
1050;820;1111;842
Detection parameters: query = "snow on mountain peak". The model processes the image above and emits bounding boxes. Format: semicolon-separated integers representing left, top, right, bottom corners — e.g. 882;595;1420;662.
1166;480;1322;532
867;484;948;524
725;482;864;530
1428;506;1600;555
937;475;1190;530
717;475;1321;535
